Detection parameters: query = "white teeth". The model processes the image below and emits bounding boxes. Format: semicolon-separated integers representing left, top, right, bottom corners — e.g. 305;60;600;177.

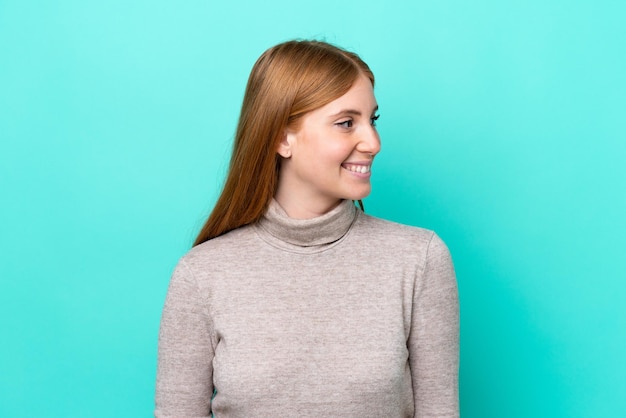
344;164;371;173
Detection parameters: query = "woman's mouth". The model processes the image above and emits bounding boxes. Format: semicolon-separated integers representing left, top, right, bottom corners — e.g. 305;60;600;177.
341;163;372;175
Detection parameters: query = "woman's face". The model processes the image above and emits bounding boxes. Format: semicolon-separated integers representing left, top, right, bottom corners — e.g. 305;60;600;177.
275;74;381;218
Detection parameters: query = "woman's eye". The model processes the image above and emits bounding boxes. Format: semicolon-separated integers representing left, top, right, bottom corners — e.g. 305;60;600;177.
337;120;353;128
370;114;380;126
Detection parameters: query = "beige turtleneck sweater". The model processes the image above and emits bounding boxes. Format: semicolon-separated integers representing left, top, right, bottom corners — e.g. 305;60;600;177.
155;200;459;417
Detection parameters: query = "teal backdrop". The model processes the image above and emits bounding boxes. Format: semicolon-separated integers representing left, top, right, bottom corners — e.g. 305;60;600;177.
1;0;624;416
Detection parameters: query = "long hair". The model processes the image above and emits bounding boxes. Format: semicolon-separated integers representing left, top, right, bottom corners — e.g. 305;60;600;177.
193;40;375;246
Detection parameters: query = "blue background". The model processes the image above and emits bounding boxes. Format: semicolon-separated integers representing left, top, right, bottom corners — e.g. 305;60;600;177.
1;0;624;416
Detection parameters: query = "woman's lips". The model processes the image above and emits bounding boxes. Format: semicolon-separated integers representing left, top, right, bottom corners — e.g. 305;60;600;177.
341;162;372;176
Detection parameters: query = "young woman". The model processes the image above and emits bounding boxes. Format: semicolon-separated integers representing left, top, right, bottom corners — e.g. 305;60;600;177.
155;40;459;417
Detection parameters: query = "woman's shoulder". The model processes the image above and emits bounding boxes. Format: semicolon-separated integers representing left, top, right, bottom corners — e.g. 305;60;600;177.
177;224;257;267
355;211;450;255
356;211;434;239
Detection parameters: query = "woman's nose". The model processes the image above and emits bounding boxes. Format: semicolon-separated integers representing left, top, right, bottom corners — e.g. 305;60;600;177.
359;125;381;156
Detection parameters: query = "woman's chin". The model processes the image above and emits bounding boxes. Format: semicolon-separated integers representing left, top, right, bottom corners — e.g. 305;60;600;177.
342;187;372;201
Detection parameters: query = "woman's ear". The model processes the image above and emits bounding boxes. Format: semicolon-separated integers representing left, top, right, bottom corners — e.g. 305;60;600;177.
276;129;293;158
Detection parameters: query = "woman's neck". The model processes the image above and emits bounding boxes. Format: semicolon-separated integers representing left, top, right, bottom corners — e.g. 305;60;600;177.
273;190;342;220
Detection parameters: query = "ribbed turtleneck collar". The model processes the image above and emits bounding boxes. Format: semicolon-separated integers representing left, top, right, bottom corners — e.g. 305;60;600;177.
254;199;357;252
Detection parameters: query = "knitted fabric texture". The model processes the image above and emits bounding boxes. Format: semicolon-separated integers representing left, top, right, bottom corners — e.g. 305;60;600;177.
155;199;459;417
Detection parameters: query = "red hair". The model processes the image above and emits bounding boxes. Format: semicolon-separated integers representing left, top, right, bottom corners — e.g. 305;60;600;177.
194;40;374;246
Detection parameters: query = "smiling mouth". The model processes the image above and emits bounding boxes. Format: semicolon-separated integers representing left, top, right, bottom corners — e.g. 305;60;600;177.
341;163;371;174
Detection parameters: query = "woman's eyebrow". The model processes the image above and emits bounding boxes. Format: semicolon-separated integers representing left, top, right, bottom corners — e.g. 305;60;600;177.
329;109;362;117
329;106;379;118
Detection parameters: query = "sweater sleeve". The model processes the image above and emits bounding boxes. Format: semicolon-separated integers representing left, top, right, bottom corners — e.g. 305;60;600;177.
408;232;460;418
155;258;214;418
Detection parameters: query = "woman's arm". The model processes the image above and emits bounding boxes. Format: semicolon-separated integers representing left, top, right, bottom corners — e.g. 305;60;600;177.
155;259;215;418
409;233;460;418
